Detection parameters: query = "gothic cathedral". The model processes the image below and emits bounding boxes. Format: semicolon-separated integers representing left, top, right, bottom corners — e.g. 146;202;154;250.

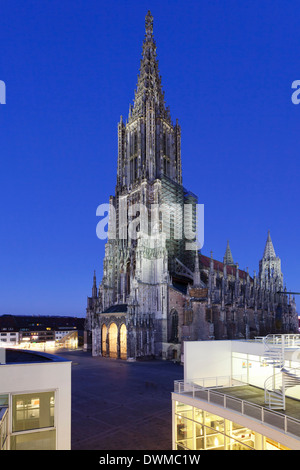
84;12;298;361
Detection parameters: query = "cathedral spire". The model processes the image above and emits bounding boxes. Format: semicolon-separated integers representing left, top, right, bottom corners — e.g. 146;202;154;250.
259;230;283;290
117;12;182;188
132;10;168;121
145;10;153;35
223;240;234;266
262;230;276;260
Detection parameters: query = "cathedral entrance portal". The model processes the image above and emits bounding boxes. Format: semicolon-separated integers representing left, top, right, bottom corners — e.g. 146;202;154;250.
120;324;127;359
102;324;107;357
109;323;118;358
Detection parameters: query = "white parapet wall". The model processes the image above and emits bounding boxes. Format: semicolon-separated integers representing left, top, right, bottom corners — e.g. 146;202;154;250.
184;340;232;382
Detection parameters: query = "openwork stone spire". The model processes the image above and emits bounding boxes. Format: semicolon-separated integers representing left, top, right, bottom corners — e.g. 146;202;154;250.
223;240;235;266
117;11;182;187
145;10;153;35
131;10;170;122
259;230;283;289
262;230;276;260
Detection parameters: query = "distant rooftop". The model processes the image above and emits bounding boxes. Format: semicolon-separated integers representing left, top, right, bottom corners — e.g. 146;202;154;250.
0;314;85;332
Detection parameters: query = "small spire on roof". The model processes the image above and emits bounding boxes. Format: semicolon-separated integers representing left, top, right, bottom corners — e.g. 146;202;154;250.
223;240;235;266
92;271;97;298
262;230;276;260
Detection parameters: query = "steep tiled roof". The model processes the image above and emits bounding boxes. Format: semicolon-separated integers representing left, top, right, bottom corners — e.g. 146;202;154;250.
200;255;251;281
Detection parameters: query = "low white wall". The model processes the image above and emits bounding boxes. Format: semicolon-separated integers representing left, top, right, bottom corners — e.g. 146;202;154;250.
184;341;232;382
231;340;265;356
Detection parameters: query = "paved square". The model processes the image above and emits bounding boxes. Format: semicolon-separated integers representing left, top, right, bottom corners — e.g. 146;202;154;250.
55;350;183;450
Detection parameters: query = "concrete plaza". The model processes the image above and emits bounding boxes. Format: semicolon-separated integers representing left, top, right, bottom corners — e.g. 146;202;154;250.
55;349;183;450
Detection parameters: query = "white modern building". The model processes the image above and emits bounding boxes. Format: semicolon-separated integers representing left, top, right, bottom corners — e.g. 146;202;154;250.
0;348;71;450
172;335;300;450
0;332;19;347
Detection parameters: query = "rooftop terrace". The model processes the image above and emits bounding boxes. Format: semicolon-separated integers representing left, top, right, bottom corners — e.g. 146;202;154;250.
174;379;300;439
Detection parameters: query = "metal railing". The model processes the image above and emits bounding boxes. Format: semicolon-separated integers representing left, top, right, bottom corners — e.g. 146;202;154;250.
260;334;300;348
174;379;300;439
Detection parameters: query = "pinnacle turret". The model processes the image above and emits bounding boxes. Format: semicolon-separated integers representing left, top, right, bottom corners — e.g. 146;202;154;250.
92;270;97;298
259;231;283;289
262;230;276;260
223;240;235;266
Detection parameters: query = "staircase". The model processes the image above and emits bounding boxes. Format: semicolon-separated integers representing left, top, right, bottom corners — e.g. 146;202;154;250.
263;335;300;410
263;335;285;368
264;371;285;410
282;367;300;390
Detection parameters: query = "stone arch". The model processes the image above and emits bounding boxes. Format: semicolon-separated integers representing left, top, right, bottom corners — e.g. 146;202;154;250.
109;323;118;359
102;324;107;357
119;323;127;360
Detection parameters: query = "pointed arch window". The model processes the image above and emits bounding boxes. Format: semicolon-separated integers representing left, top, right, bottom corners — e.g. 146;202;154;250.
134;132;138;155
163;133;167;156
170;309;179;343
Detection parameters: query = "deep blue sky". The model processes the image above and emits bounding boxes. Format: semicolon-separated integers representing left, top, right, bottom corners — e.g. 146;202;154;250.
0;0;299;317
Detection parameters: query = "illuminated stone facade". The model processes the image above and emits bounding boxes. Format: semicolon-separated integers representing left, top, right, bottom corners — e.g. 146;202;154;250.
84;12;298;361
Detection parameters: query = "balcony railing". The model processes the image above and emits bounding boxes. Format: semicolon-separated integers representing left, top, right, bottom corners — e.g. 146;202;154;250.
174;378;300;439
255;334;300;348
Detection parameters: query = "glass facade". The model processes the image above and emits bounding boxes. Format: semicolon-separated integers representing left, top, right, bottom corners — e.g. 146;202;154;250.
5;391;57;450
12;391;55;432
0;395;8;407
174;401;291;450
10;429;56;450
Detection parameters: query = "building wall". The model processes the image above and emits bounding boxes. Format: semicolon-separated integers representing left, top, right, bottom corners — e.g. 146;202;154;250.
184;340;232;382
0;332;19;346
0;358;71;450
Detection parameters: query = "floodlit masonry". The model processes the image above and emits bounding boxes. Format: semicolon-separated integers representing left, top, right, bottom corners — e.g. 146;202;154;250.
172;335;300;450
0;348;71;450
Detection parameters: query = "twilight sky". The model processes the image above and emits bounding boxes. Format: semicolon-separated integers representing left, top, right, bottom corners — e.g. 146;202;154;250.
0;0;299;316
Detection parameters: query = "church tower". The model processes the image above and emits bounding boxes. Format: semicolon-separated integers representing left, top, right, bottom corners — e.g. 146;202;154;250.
86;11;198;359
117;11;182;188
101;11;198;310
